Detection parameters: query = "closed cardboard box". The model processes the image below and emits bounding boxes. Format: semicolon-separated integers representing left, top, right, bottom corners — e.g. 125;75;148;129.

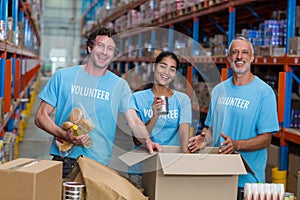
288;153;300;177
288;154;300;195
120;146;248;200
0;158;62;200
289;37;300;54
267;144;280;168
266;144;280;183
297;171;300;200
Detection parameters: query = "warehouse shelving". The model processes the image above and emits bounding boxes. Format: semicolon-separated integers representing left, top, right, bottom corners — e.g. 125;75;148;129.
0;0;42;145
81;0;300;171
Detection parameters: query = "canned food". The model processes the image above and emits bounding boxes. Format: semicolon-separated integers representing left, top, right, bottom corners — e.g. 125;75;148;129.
63;182;85;200
157;96;169;115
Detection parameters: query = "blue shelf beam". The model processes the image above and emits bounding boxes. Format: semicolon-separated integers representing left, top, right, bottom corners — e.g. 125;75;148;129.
151;30;156;50
0;59;5;98
1;0;8;29
192;17;199;56
286;0;296;53
244;4;264;23
280;145;289;170
138;33;143;57
228;6;236;46
283;72;292;128
168;24;174;51
179;23;192;36
208;16;226;35
12;0;18;44
292;70;300;85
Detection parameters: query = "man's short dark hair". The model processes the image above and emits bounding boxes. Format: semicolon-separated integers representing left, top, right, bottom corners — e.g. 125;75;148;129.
86;25;119;54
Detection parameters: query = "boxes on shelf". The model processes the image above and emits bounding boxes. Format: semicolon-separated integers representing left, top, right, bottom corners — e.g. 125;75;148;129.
7;17;14;43
3;132;15;162
120;146;249;200
257;46;285;56
298;171;300;200
266;144;280;182
127;9;140;29
296;6;300;28
193;82;210;111
158;0;168;18
168;0;185;13
0;158;62;200
289;37;300;55
263;20;287;46
213;44;226;56
0;140;4;164
273;47;286;56
140;1;156;24
214;34;227;44
287;153;300;195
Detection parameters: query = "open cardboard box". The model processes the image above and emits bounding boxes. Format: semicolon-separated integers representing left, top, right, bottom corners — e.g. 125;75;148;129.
65;156;148;200
120;146;252;200
0;158;62;200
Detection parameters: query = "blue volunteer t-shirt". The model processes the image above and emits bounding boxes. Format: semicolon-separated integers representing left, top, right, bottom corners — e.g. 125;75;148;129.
128;88;192;174
133;88;192;145
205;76;279;187
39;65;134;165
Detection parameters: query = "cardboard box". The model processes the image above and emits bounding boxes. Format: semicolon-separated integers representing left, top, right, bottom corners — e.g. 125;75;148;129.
0;158;62;200
288;154;300;195
297;171;300;200
289;37;300;55
120;146;248;200
287;172;297;194
266;144;280;183
288;153;300;177
267;144;280;168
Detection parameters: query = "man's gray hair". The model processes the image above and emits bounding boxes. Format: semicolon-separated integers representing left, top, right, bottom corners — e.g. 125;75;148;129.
227;36;255;56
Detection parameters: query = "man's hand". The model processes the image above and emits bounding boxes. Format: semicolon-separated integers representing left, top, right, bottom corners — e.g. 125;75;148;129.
218;132;237;154
64;128;90;146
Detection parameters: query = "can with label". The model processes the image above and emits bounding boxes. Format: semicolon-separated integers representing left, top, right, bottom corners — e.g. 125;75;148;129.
157;96;169;115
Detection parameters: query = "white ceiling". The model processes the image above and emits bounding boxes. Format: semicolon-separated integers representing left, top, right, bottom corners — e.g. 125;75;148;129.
41;0;82;36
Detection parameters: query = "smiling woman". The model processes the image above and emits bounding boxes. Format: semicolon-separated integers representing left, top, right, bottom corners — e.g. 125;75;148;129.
128;51;192;186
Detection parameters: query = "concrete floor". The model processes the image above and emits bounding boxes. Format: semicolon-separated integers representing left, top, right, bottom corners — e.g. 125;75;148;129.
18;75;134;174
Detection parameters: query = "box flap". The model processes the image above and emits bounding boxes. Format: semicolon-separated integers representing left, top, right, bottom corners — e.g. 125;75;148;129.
0;158;36;170
0;158;62;173
159;153;247;175
238;152;255;175
119;146;157;166
119;146;247;175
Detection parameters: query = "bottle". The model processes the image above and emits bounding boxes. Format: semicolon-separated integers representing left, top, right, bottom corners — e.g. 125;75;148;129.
72;125;79;136
78;126;93;148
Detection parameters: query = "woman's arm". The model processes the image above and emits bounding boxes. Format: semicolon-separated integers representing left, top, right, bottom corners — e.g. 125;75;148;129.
178;123;190;152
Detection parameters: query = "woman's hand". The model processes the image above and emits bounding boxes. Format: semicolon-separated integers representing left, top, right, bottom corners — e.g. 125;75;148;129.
187;132;207;153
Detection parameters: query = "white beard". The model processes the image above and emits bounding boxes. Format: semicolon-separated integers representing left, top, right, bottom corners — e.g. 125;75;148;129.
229;60;251;74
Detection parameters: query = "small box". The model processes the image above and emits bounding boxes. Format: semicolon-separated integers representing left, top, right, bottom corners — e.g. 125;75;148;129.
3;132;15;162
287;172;297;194
297;171;300;200
259;46;273;56
267;144;280;167
289;37;300;55
288;154;300;195
120;146;249;200
0;158;62;200
272;47;286;56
